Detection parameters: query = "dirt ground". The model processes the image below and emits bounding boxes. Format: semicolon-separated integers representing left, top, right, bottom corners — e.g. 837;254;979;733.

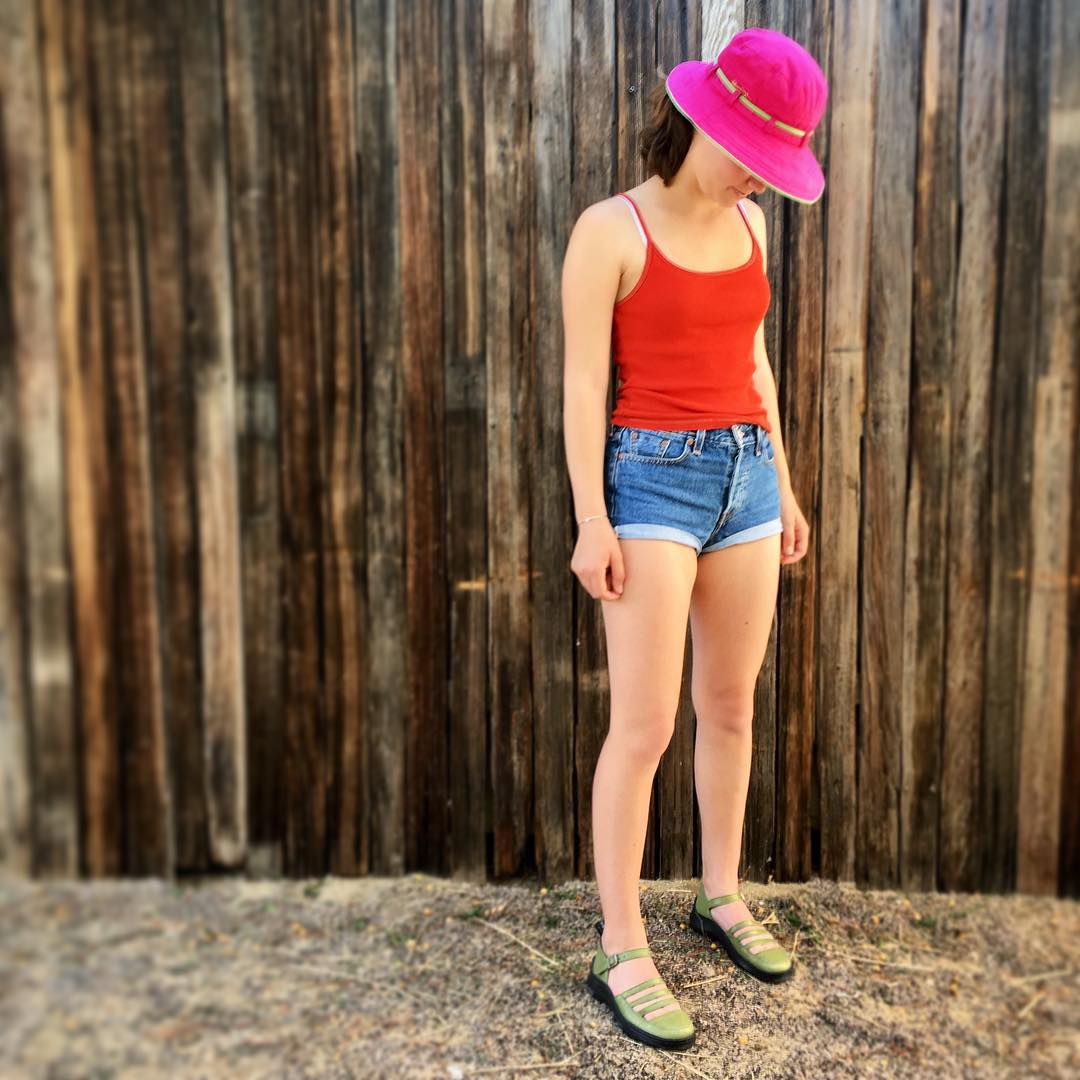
1;872;1077;1079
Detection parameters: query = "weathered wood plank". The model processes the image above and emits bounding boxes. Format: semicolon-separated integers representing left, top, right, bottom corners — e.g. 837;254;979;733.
308;0;365;877
0;0;74;878
485;0;533;878
179;0;247;868
774;0;827;886
127;0;206;871
1016;0;1078;895
38;0;118;878
399;0;449;875
220;0;284;876
859;0;919;891
941;0;1008;893
818;0;875;883
268;0;326;875
91;0;173;876
444;0;489;884
529;0;576;883
983;0;1049;893
901;0;960;891
356;0;406;877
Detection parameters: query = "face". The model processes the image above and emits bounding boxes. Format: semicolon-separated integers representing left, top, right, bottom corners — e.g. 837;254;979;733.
685;128;768;203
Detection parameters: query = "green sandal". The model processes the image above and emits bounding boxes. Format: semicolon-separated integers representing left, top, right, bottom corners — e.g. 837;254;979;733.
585;920;696;1050
687;883;795;983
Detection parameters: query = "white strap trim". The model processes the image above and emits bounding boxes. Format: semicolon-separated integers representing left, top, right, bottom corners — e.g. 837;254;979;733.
615;194;648;249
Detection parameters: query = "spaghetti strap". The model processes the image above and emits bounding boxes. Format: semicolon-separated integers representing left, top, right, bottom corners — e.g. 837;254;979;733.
735;199;758;259
616;192;649;249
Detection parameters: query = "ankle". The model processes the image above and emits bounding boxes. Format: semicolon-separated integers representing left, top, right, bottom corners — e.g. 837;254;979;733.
701;876;741;899
600;925;648;956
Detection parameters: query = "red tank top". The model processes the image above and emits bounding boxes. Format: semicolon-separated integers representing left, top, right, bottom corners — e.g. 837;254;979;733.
610;192;772;432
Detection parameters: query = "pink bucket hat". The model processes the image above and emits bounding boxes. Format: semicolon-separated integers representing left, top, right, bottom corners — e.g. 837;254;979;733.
665;28;829;204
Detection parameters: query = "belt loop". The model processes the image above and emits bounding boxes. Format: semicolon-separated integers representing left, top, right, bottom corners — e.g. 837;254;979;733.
694;427;706;455
755;424;762;455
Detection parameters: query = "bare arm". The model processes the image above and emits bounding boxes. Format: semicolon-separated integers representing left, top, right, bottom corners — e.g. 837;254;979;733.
561;202;623;523
562;201;627;599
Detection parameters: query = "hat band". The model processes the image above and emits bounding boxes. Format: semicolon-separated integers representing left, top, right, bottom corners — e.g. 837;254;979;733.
715;65;810;143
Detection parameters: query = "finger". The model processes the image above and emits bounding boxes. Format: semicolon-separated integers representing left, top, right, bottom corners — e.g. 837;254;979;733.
783;523;796;558
609;549;626;594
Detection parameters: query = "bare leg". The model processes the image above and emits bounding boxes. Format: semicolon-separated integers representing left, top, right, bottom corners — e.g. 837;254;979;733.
595;538;697;1019
689;532;781;949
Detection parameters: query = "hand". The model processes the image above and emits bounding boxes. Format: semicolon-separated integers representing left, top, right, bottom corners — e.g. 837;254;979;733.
570;519;625;599
778;483;810;565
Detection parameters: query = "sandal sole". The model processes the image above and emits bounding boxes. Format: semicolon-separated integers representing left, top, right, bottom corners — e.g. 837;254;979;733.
585;971;696;1050
688;907;795;984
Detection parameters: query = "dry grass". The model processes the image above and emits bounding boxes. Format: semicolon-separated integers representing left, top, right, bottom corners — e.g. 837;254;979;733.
1;873;1077;1078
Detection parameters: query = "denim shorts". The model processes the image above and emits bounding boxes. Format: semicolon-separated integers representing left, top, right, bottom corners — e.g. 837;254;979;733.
603;421;783;555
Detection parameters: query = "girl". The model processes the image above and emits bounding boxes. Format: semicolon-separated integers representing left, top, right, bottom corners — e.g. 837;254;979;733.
561;28;828;1050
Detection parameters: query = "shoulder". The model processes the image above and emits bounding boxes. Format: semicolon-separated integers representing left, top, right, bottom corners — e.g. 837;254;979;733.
563;195;638;271
570;194;636;240
562;196;636;303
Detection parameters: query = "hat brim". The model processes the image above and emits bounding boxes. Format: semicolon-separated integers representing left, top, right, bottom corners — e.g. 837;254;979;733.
666;59;825;205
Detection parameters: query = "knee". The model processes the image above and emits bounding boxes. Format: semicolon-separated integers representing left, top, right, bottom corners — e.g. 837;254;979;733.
691;684;756;737
607;710;676;763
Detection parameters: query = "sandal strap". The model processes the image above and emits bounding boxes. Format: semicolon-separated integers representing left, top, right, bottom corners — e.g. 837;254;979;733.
730;919;778;939
728;918;762;933
593;920;653;974
610;945;652;965
619;975;677;1012
617;975;663;999
703;890;743;907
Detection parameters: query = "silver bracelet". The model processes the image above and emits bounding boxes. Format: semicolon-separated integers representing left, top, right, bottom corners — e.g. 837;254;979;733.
577;513;608;526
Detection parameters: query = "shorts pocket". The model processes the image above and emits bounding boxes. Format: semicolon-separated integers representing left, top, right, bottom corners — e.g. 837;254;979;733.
621;427;695;465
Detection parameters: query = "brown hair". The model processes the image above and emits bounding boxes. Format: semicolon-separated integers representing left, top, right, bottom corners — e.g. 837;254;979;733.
638;75;694;184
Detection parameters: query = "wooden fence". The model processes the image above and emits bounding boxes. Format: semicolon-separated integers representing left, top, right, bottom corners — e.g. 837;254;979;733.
0;0;1076;895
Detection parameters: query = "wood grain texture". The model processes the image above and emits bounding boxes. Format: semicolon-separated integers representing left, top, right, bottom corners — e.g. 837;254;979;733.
93;0;174;877
310;0;365;878
444;0;489;883
859;0;918;891
0;0;72;878
774;0;825;885
356;0;406;878
902;0;959;892
269;0;326;876
818;0;876;883
983;0;1049;894
484;0;533;879
530;0;576;884
941;0;1007;893
1016;0;1077;895
221;0;285;877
